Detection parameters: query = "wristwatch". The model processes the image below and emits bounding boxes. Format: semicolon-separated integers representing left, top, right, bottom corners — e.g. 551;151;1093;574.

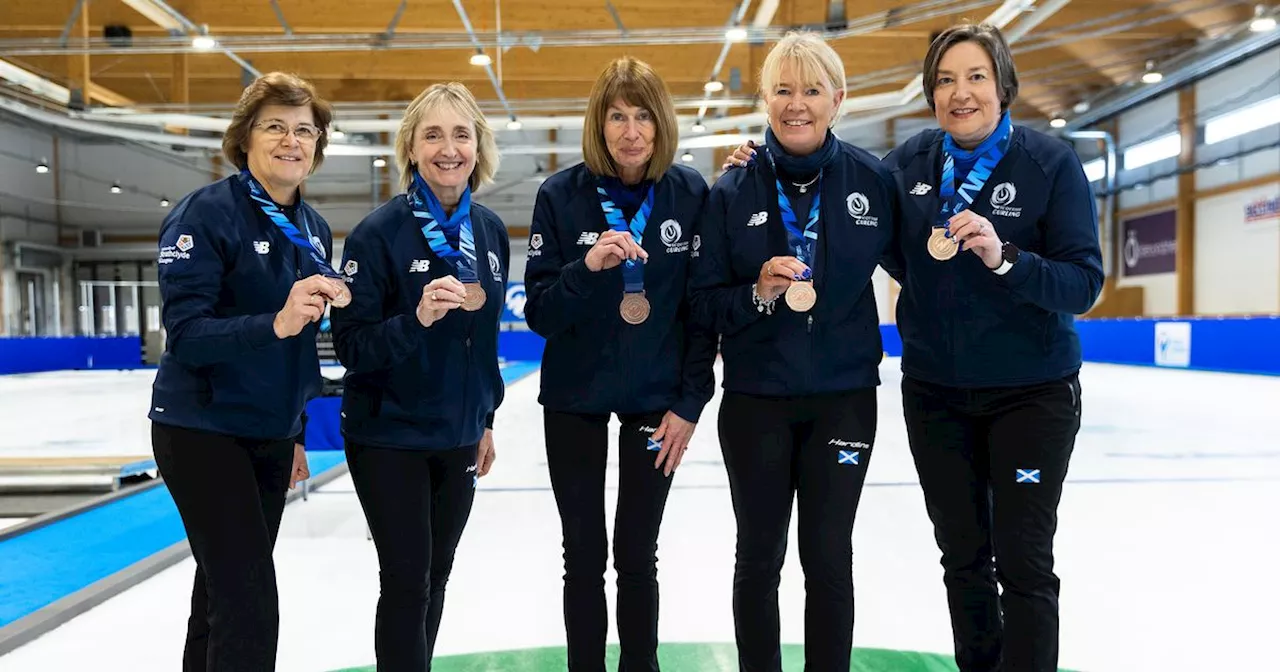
993;242;1019;276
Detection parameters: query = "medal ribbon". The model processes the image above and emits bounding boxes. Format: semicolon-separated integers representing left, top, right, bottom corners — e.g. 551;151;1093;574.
408;170;478;283
596;183;655;294
766;150;821;266
238;170;337;278
938;111;1013;228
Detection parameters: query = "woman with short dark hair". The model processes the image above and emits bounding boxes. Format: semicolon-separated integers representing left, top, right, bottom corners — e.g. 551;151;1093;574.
884;23;1103;672
150;71;344;671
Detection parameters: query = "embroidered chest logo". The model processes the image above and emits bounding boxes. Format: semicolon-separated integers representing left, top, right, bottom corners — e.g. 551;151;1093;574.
909;182;932;196
660;219;688;253
253;241;271;255
990;182;1022;218
408;259;431;273
527;233;543;259
176;234;194;252
691;234;701;259
846;193;878;227
488;250;502;281
577;231;600;246
747;211;768;227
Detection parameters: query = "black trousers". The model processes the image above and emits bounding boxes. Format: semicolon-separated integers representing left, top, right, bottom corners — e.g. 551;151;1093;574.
345;441;478;672
901;373;1082;672
543;409;675;672
151;422;294;672
717;388;878;672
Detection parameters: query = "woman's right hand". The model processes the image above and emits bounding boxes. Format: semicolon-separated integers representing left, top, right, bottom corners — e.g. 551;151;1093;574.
722;139;758;171
756;257;810;302
584;229;648;272
274;275;341;339
416;276;467;328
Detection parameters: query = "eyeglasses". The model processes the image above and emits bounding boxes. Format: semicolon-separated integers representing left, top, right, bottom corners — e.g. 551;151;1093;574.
253;119;322;143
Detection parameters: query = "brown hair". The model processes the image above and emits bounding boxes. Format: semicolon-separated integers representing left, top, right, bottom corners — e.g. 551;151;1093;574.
222;72;334;174
922;23;1020;112
395;82;500;193
582;57;679;182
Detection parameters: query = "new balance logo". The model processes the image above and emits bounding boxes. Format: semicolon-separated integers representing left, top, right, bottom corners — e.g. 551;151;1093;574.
909;182;932;196
577;232;600;246
747;211;768;227
409;259;431;273
253;241;270;255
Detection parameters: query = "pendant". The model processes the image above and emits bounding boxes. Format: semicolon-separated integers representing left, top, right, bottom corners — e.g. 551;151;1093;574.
461;282;487;311
927;228;958;261
785;281;817;312
620;292;651;325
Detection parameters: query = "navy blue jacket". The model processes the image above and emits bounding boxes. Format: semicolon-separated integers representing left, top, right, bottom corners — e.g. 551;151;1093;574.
881;125;1105;388
150;176;331;441
524;163;717;422
331;194;509;450
687;141;896;397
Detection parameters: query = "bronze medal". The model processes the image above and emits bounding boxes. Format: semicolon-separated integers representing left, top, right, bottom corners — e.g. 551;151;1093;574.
619;292;651;325
927;228;958;261
328;280;352;308
461;282;487;311
785;281;817;312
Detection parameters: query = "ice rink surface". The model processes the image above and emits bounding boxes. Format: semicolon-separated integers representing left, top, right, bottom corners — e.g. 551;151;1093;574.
1;360;1277;671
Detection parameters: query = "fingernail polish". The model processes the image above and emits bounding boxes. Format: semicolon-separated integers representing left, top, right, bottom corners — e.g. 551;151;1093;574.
802;269;812;279
945;231;951;238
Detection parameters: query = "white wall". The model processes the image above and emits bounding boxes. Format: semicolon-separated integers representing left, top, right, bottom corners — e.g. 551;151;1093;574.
1195;181;1280;315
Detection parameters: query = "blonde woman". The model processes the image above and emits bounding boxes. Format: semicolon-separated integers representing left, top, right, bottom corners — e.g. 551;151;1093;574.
330;82;507;670
687;32;896;670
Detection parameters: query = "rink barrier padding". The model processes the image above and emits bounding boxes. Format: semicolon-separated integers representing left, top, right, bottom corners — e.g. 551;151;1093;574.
0;452;350;656
1074;314;1280;376
0;337;143;375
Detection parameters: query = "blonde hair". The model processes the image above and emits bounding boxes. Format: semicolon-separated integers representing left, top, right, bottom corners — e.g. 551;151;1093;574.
582;57;679;182
395;82;500;193
223;72;333;174
759;32;848;127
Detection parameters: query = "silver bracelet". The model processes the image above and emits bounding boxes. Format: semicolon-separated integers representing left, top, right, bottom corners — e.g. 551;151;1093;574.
751;283;776;315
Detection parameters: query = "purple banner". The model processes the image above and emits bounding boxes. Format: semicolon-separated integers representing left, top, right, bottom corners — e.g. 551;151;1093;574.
1122;209;1176;276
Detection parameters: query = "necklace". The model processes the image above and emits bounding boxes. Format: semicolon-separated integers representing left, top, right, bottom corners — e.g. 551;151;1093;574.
792;174;820;194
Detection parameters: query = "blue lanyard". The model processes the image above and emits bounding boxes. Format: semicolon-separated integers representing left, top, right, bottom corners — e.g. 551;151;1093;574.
407;171;478;282
767;150;821;265
238;170;336;278
596;183;655;293
938;111;1012;227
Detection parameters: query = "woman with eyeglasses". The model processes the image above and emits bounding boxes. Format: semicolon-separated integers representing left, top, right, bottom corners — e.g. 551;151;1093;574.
149;72;345;671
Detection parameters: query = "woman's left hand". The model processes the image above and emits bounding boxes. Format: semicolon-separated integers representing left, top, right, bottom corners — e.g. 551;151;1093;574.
651;412;696;477
476;429;496;477
289;443;309;489
948;210;1004;269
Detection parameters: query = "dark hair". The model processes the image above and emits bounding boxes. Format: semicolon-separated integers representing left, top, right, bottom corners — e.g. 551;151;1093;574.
922;23;1019;112
222;72;334;174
